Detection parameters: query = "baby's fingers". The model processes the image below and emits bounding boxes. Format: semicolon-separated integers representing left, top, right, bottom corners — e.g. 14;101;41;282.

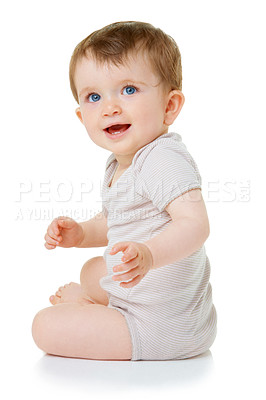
46;222;61;242
44;242;56;250
50;218;62;236
44;233;60;248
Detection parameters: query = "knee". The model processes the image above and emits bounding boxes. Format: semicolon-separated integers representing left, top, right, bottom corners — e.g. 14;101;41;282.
32;308;50;353
80;256;104;281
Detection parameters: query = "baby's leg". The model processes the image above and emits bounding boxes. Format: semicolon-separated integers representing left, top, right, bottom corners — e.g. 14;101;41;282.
32;302;132;360
50;256;109;306
80;256;109;305
32;256;132;360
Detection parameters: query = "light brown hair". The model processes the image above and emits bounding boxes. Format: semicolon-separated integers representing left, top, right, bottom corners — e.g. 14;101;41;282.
69;21;182;103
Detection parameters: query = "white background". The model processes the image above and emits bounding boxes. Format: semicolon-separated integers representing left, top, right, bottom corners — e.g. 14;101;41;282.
1;0;265;398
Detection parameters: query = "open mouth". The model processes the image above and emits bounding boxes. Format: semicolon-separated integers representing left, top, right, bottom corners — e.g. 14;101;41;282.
104;124;131;135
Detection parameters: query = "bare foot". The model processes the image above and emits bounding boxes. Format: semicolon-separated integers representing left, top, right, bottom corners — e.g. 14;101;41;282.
49;282;96;305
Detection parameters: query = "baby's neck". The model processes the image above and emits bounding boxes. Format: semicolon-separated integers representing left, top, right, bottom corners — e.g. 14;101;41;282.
114;153;135;170
114;129;169;169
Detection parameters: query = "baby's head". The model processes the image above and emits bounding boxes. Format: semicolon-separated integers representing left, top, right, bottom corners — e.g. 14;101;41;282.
69;21;182;104
69;21;185;159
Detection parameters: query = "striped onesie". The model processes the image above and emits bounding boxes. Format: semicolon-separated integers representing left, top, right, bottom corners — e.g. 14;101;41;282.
100;131;217;360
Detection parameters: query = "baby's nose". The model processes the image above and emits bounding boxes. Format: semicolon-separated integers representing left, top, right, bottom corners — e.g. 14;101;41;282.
102;99;122;117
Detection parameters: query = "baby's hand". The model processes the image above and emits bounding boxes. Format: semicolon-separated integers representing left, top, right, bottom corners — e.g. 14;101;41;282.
110;242;153;288
44;216;84;250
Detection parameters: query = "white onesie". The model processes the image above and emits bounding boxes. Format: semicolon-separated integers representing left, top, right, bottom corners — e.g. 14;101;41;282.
100;131;217;360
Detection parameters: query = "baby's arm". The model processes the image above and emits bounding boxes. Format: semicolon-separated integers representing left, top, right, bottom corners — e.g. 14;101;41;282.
110;189;209;288
44;212;108;249
77;211;108;248
145;188;209;268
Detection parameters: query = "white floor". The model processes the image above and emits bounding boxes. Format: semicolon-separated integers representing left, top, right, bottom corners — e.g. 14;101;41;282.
3;332;265;400
34;350;214;390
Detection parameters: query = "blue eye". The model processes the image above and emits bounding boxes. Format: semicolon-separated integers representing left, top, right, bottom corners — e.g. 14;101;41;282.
123;86;136;95
88;93;101;102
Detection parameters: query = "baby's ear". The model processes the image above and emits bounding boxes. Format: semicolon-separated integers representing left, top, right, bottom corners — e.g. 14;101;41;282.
164;90;185;126
75;107;84;124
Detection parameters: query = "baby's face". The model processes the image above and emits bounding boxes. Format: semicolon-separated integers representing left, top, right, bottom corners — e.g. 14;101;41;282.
74;52;170;165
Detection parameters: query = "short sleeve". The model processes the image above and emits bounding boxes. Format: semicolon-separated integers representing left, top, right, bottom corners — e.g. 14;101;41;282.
135;144;202;212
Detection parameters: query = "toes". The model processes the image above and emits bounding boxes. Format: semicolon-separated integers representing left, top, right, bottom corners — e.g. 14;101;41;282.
49;294;61;305
49;282;81;305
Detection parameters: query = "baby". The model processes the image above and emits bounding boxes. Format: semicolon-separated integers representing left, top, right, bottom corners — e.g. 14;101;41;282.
32;21;217;361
